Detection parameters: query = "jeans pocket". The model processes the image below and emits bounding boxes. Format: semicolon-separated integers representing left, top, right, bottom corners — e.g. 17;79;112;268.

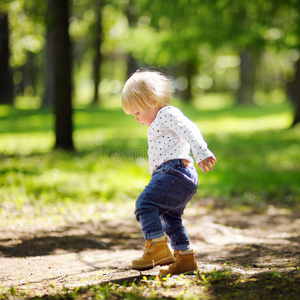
162;176;196;208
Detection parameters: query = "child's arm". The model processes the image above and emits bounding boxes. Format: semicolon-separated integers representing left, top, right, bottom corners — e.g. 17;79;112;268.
197;156;217;173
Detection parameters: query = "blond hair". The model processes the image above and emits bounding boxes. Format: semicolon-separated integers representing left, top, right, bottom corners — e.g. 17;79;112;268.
121;70;175;114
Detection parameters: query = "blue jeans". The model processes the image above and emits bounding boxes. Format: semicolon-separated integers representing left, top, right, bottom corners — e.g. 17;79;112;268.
135;159;198;251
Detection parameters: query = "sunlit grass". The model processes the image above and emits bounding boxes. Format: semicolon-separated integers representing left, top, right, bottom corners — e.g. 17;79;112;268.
184;102;293;133
0;132;54;155
0;97;299;217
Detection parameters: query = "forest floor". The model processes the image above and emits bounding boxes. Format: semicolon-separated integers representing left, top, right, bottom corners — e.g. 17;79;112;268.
1;202;300;299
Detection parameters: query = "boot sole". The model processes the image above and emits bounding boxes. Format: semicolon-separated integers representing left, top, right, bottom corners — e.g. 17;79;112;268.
132;256;175;271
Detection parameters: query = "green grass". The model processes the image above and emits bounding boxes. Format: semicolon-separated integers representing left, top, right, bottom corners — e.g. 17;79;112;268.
2;270;300;299
0;100;299;215
1;99;300;299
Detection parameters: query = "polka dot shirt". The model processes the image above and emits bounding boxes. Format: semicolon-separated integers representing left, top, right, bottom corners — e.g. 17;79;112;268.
148;106;214;174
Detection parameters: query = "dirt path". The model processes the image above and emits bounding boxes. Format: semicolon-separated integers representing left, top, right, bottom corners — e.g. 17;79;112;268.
0;204;300;297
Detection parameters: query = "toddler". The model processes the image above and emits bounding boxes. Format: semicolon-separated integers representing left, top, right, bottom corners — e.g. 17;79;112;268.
121;70;216;275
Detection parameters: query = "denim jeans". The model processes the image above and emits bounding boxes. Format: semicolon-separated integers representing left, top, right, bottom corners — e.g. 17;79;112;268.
135;159;198;251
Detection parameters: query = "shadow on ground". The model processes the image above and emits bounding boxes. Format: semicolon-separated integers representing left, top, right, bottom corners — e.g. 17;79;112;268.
0;218;144;257
1;206;300;299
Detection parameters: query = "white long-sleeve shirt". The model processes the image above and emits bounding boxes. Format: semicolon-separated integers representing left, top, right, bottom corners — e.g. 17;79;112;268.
148;105;214;174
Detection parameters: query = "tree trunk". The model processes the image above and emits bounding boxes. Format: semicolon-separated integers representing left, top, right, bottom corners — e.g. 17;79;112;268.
0;12;14;104
92;1;103;104
49;0;74;150
287;57;300;127
126;0;139;77
237;49;256;104
178;61;196;103
20;52;38;96
127;54;139;77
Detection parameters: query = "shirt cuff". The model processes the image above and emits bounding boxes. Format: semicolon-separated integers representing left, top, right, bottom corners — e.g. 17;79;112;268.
195;149;215;164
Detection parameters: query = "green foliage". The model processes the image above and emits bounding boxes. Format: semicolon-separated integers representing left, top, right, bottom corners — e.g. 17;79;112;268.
125;0;300;62
5;0;47;67
3;0;300;105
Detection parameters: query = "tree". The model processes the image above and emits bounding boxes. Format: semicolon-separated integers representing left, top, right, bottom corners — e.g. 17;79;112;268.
123;0;210;102
125;0;139;77
237;49;256;104
283;0;300;126
47;0;74;150
124;0;289;104
288;58;300;126
0;12;14;104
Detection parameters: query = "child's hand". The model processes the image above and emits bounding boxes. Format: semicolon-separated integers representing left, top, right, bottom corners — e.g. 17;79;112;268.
198;157;217;173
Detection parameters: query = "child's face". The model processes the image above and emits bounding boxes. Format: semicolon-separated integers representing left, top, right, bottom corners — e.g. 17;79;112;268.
130;103;160;127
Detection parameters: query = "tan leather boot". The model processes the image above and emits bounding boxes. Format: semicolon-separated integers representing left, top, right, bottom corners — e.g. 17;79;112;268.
131;236;174;271
159;249;198;275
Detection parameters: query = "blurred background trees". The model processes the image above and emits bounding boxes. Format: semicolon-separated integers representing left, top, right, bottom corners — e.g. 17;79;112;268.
1;0;299;149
